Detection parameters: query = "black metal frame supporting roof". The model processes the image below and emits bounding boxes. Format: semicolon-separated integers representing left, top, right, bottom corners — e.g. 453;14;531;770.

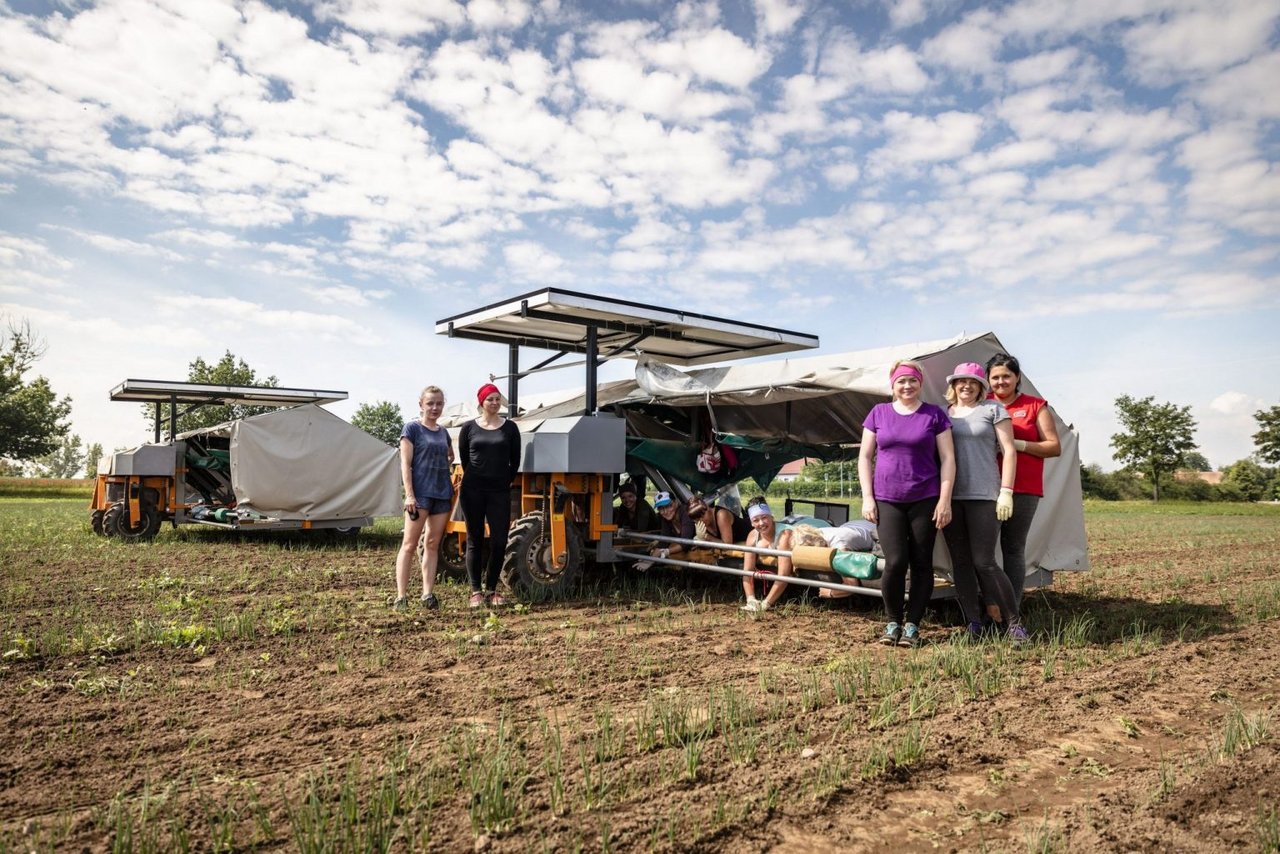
435;288;820;414
109;380;348;443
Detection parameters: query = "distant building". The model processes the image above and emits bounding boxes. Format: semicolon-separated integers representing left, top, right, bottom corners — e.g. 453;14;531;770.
775;457;813;482
1175;470;1223;485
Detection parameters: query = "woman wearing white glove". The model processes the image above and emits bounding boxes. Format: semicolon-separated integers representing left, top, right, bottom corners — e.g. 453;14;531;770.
986;353;1061;610
942;363;1025;643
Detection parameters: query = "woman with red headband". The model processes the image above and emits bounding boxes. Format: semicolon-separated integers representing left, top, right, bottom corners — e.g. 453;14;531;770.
458;382;522;608
858;359;955;647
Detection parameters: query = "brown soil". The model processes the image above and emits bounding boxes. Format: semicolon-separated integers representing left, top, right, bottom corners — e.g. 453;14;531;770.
2;510;1279;852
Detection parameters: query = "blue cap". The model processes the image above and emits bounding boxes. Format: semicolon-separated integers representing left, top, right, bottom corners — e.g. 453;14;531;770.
653;491;673;509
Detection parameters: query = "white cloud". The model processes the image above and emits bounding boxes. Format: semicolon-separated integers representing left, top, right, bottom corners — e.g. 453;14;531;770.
1194;51;1280;121
154;294;373;340
872;110;984;169
753;0;805;37
922;10;1003;75
467;0;532;32
823;162;861;189
1209;391;1261;416
314;0;468;38
1005;47;1079;87
573;56;746;122
1122;0;1279;84
502;240;567;282
301;283;391;306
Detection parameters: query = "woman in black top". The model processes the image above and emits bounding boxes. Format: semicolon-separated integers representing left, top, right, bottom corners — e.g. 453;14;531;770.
457;382;522;608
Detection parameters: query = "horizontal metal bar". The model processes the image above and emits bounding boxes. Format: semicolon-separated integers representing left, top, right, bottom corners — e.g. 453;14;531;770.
619;529;791;559
612;549;881;597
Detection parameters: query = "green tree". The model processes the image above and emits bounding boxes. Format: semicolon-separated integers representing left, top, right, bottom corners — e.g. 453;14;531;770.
351;400;405;446
143;351;279;436
0;319;72;461
1254;405;1280;465
1110;395;1197;502
1221;458;1272;502
84;442;104;478
1181;451;1212;472
31;433;84;478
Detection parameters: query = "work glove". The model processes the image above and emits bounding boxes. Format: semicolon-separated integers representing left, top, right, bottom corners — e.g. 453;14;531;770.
996;488;1014;521
1013;439;1028;452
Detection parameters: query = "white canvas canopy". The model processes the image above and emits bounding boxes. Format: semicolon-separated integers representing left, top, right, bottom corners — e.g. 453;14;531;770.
518;331;1088;575
180;404;402;520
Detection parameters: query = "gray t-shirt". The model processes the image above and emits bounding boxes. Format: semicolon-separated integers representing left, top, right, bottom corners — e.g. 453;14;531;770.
949;400;1010;501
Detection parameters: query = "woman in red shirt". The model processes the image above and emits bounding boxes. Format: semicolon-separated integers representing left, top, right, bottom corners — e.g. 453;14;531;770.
985;353;1061;608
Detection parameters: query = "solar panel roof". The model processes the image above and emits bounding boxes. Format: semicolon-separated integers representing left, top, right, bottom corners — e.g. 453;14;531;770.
435;287;819;366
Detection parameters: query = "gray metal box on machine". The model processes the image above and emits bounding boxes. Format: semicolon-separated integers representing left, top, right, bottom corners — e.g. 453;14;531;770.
520;415;626;473
111;443;178;477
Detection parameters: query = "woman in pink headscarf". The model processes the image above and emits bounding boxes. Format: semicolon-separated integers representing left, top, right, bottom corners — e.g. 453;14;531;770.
858;359;955;648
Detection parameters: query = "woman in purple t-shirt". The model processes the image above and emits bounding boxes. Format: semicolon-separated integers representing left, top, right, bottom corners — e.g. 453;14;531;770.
858;359;955;648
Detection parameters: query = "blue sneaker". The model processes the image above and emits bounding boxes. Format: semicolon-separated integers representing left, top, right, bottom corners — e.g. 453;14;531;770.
1009;623;1030;646
898;622;922;648
965;620;983;641
879;622;902;646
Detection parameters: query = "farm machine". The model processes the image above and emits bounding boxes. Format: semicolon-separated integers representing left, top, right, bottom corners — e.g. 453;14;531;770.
89;381;400;541
438;288;1088;598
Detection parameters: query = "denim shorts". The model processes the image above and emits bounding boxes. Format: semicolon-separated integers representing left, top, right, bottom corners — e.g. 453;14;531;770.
415;496;453;516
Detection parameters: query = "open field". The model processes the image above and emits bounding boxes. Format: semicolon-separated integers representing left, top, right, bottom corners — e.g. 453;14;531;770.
2;498;1279;852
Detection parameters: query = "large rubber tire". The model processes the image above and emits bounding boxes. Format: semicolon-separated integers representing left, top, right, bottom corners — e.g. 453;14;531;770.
438;532;466;575
502;510;583;597
104;501;161;542
90;509;106;536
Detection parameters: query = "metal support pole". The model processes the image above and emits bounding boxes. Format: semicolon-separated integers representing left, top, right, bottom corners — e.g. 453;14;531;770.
585;324;598;414
508;343;519;416
168;395;177;443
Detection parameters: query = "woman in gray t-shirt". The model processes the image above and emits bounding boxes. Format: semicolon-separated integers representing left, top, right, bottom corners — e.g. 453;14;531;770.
943;363;1027;643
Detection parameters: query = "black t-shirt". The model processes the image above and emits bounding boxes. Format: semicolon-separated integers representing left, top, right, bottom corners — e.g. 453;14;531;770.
458;419;521;490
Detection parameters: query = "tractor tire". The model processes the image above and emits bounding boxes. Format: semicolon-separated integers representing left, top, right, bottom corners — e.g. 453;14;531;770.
436;532;466;576
90;509;106;536
502;510;583;597
104;501;161;542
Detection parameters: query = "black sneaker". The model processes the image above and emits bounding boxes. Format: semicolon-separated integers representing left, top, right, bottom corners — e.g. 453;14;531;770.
879;622;902;646
898;622;922;648
420;593;439;610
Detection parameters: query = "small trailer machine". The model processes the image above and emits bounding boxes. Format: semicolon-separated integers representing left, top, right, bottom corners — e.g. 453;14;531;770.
89;381;401;541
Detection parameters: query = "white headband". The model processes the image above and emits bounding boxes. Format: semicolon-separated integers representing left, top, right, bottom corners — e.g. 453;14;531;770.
747;503;772;520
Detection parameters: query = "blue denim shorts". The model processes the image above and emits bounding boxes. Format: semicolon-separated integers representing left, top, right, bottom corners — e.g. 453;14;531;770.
415;496;452;516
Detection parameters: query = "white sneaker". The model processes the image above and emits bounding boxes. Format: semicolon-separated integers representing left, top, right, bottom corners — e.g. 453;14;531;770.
742;598;769;613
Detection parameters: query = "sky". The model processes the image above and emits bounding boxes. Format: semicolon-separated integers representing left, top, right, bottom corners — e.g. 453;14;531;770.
1;0;1277;472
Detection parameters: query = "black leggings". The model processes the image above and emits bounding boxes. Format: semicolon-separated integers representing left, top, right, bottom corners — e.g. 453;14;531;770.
945;500;1019;625
877;498;937;625
461;486;511;592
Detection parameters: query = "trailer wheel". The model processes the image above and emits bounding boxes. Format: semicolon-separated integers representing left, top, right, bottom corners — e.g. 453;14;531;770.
439;532;466;575
502;510;583;597
104;501;161;542
90;509;106;536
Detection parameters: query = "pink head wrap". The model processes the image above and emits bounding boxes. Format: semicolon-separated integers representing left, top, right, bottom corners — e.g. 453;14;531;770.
889;364;922;384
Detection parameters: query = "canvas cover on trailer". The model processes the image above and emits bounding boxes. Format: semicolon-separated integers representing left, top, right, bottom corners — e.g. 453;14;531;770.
178;405;401;520
517;331;1088;575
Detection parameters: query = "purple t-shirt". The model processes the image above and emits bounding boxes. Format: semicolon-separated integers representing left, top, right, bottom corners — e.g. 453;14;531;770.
863;402;951;503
